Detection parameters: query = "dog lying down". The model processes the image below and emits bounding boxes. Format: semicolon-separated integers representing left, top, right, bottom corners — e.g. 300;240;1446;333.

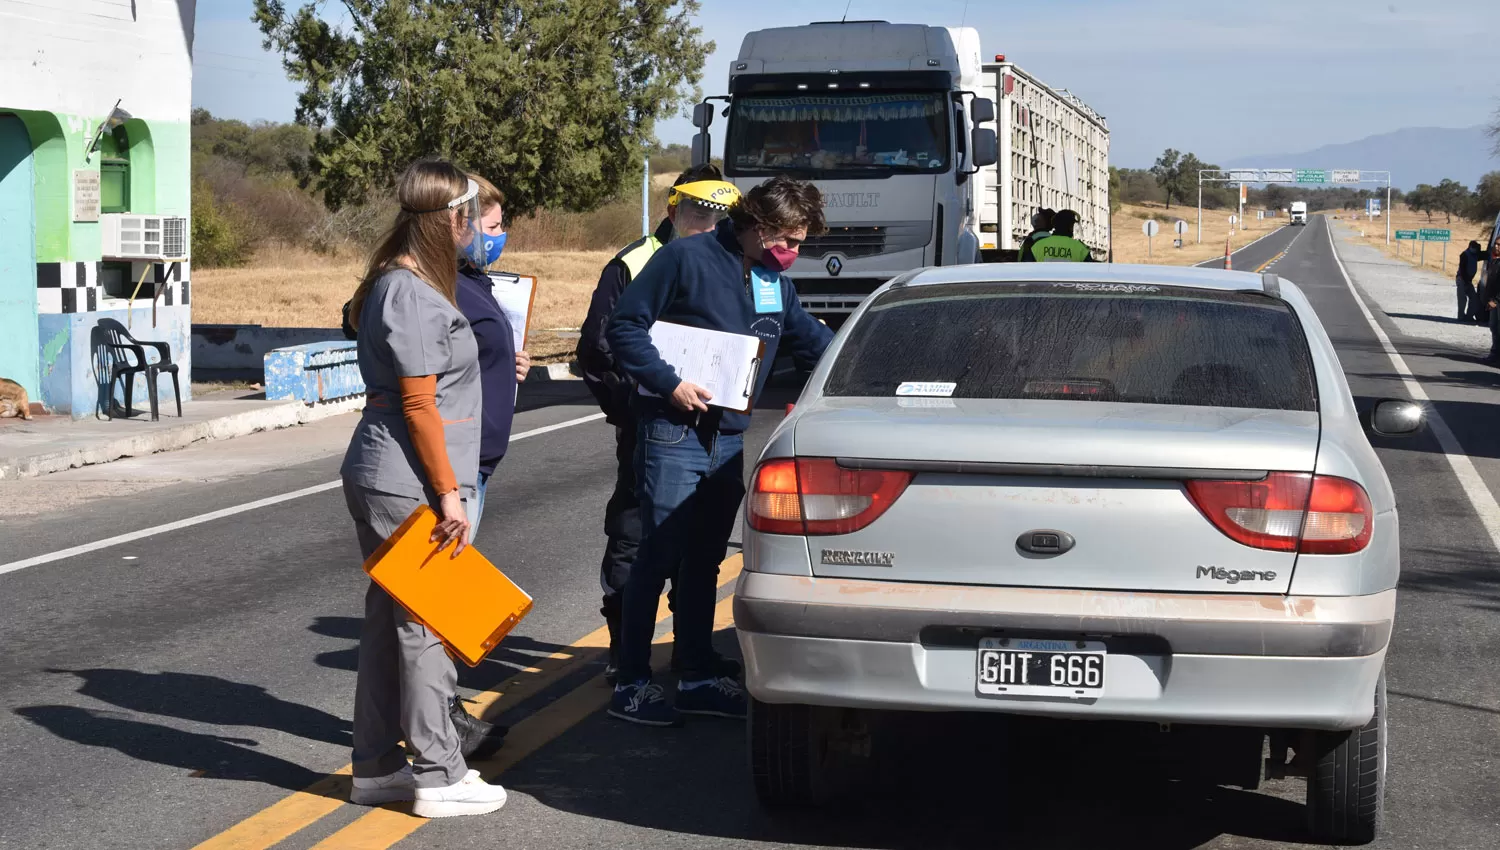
0;378;35;420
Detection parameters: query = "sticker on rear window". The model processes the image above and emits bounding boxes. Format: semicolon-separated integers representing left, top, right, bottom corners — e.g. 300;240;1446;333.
898;397;956;409
896;381;956;397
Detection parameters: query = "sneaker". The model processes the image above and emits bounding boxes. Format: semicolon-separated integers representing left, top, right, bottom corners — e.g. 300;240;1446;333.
671;651;743;681
608;680;681;727
412;769;508;818
449;696;506;760
350;765;416;806
675;676;748;719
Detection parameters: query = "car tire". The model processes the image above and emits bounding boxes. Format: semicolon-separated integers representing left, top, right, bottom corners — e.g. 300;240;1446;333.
1305;674;1386;845
749;698;832;807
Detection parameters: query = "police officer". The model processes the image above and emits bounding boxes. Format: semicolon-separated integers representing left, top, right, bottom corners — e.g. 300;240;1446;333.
576;165;742;684
1018;208;1055;262
1026;209;1096;262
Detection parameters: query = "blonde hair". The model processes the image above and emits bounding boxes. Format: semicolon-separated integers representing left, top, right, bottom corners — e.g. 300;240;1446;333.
471;173;505;213
348;160;471;330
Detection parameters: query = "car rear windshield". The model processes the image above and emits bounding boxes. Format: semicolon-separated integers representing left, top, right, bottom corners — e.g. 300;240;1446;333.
823;282;1318;411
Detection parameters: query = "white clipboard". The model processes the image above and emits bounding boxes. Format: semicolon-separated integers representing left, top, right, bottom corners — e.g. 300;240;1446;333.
645;321;765;414
486;271;536;353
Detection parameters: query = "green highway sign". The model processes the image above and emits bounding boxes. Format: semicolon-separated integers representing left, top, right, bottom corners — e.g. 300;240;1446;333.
1395;230;1417;240
1296;169;1327;183
1419;229;1451;242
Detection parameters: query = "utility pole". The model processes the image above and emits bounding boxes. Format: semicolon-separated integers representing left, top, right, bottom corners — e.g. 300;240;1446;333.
642;157;650;238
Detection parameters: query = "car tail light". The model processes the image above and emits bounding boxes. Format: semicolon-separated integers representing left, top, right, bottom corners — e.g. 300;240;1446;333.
749;458;912;536
1185;472;1373;555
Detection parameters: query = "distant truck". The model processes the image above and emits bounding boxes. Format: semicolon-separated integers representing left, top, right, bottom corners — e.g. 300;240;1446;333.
1290;201;1308;225
689;20;1108;325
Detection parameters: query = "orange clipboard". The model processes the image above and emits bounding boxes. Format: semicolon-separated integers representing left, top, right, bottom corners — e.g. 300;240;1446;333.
361;505;534;667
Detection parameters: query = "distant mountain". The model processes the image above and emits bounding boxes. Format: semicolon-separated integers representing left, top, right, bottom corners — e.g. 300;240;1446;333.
1222;126;1496;190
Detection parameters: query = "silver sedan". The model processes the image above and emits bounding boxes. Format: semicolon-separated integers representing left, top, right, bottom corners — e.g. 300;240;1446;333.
735;263;1423;845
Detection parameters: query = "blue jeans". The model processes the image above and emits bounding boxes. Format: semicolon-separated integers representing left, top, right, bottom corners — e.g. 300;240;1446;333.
618;413;745;684
467;470;491;536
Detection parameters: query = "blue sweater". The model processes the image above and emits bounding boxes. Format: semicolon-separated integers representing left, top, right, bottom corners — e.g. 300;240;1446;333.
455;265;517;475
607;219;834;434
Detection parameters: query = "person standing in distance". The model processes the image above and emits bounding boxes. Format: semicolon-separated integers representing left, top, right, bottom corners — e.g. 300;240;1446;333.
1018;208;1055;262
340;160;507;818
577;166;742;684
1458;240;1485;324
605;175;835;726
1026;209;1096;262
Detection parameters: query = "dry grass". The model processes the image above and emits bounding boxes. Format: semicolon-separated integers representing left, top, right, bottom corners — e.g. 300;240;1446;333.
1108;202;1281;266
1332;204;1487;275
192;246;611;364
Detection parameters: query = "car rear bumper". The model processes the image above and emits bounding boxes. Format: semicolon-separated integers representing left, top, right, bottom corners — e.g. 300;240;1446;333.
734;572;1393;730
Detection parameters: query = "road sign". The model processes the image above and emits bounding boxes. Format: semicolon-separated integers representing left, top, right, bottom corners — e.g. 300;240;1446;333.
1228;169;1259;182
1367;198;1381;217
1296;169;1327;183
1262;169;1294;183
1395;230;1417;240
1229;215;1238;225
1142;220;1160;237
1174;219;1188;234
1331;169;1361;184
1257;210;1264;220
1419;228;1450;242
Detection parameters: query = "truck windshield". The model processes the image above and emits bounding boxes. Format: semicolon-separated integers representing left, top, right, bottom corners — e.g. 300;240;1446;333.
726;92;950;178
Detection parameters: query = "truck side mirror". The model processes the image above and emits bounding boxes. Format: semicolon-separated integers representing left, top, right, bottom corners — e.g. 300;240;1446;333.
691;132;712;168
970;97;996;124
970;128;998;168
692;103;715;130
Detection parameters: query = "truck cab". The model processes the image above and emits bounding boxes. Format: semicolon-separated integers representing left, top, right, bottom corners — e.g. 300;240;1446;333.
1290;201;1308;225
691;21;997;325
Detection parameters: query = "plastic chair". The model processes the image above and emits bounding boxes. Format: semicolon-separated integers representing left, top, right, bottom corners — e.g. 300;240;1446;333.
97;319;181;421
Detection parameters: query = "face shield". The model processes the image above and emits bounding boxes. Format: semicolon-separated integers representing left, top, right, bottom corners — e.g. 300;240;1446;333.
668;180;740;238
671;196;728;237
448;179;486;266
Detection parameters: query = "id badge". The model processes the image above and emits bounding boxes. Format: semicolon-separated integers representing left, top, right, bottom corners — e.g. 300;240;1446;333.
751;267;784;314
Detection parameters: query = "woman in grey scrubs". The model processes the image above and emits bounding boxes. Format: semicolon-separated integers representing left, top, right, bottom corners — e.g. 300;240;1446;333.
339;160;508;819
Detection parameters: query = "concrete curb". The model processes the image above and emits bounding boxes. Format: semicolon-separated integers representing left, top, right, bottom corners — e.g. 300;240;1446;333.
526;362;582;382
0;398;365;481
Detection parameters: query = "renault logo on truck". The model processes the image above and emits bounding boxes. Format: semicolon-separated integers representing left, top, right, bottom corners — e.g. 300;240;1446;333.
824;192;880;209
826;256;843;276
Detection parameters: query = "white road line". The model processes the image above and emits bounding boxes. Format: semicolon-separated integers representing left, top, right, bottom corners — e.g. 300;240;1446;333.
0;411;608;577
1326;222;1500;552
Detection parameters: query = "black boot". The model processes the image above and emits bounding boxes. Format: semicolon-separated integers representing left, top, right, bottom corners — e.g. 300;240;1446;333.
449;696;506;760
601;595;622;686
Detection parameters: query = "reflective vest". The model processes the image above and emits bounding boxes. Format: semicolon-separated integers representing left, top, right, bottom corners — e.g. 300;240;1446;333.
615;234;664;280
1032;234;1093;262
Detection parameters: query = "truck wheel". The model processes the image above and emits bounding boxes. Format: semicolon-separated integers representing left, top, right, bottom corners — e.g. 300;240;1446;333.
749;698;833;808
1305;674;1386;845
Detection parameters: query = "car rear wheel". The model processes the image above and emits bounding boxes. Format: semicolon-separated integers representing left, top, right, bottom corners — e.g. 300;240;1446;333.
749;699;837;807
1305;674;1386;845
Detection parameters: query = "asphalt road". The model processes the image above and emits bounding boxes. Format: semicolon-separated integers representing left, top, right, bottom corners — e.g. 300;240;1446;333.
2;216;1496;849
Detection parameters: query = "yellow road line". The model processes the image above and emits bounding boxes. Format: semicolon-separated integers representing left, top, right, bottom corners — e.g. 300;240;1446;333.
310;592;741;849
191;554;743;850
1254;250;1288;273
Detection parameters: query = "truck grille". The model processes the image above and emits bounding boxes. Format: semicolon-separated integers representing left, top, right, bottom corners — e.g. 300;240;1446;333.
799;222;931;259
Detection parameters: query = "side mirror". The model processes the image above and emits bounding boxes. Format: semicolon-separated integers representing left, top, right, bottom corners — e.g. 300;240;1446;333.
970;128;999;168
1363;399;1425;437
691;132;711;168
970;97;996;124
692;102;715;130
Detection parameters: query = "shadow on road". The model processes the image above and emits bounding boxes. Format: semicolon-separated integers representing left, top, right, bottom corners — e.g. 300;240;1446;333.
41;668;350;746
14;705;323;790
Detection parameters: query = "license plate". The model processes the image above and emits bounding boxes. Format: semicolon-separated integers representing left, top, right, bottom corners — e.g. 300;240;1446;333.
976;637;1106;699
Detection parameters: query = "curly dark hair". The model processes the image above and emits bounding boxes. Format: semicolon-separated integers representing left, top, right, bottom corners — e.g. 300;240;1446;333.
729;175;827;237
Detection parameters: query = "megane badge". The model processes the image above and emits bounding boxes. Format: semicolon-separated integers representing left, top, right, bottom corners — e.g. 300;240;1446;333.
826;256;843;276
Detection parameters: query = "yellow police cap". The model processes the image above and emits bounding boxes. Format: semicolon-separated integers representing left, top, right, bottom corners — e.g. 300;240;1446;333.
668;180;742;211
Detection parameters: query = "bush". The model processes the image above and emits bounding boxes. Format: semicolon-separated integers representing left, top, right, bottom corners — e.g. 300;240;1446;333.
191;181;251;268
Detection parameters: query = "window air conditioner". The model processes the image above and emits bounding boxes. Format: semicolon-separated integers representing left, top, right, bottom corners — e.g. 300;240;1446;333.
101;214;189;260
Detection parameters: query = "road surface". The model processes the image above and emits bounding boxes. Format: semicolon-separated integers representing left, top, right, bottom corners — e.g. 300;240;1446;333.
2;216;1496;849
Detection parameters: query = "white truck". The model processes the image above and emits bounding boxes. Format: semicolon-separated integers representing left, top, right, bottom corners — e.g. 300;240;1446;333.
689;21;1109;324
1290;201;1308;225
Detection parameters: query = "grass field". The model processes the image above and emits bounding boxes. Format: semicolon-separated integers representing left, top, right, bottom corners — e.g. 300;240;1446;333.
1331;204;1490;276
1108;202;1280;266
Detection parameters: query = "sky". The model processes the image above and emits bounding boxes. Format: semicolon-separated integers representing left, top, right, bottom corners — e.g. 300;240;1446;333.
193;0;1500;169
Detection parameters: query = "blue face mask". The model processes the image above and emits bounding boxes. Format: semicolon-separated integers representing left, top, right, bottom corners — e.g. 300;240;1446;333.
464;231;507;267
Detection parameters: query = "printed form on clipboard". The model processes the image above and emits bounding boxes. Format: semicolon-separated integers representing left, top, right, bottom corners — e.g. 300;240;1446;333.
486;271;536;352
644;321;765;414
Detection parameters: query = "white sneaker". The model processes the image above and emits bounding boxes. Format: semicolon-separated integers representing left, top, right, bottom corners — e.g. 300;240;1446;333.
350;765;416;805
412;769;508;818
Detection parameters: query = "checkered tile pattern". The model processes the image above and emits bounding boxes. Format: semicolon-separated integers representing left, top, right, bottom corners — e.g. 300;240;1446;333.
35;261;191;314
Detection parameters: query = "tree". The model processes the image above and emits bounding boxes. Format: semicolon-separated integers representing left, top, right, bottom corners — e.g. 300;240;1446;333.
1470;171;1500;228
1407;184;1435;221
1488;105;1500;158
1431;178;1470;224
253;0;711;212
1150;149;1183;209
